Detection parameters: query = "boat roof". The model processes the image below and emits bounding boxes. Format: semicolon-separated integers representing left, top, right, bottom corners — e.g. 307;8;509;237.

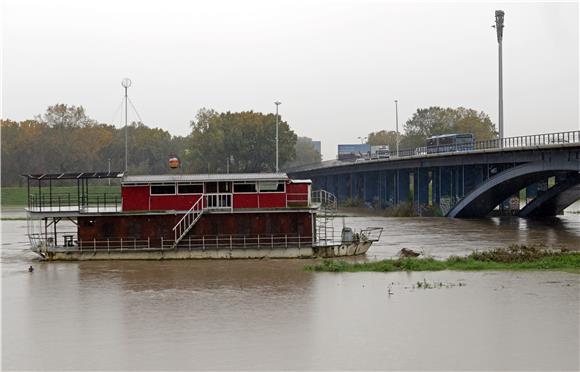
123;173;289;184
22;172;124;180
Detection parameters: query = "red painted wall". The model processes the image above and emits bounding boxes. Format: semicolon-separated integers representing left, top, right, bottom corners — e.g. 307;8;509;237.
286;182;309;207
258;193;286;208
233;194;259;209
122;180;312;211
150;195;200;211
122;186;149;211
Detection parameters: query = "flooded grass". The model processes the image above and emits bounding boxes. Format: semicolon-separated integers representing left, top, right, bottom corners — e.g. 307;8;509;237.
306;244;580;273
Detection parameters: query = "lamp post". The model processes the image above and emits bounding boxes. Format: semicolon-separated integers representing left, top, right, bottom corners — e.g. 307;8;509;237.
494;10;505;144
274;101;281;172
357;136;367;144
121;78;132;172
394;100;399;157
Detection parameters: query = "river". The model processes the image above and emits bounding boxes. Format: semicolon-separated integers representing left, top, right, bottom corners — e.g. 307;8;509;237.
2;212;579;370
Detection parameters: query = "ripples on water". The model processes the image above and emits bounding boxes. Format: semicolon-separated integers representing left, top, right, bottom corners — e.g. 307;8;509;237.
2;214;579;370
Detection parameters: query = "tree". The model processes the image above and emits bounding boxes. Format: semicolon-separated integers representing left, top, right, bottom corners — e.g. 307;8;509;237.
186;109;297;173
367;130;398;150
35;104;96;128
402;106;497;148
285;137;321;169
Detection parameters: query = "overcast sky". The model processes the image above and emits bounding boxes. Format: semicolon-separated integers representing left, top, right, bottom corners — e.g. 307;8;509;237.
2;0;578;159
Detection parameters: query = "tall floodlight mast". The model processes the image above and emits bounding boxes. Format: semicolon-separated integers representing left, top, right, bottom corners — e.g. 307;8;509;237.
274;101;281;172
121;78;132;172
394;100;399;157
494;10;505;143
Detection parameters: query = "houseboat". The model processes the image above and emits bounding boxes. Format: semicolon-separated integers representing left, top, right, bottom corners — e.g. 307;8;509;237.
25;172;382;260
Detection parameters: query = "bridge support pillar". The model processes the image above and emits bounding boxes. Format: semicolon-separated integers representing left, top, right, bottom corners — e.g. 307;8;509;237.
397;169;410;204
417;168;430;210
364;171;379;207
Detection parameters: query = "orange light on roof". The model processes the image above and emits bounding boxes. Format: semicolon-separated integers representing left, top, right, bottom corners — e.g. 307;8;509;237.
169;157;180;169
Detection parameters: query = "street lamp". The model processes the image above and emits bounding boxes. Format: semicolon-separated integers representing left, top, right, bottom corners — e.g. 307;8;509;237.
357;136;367;144
274;101;281;172
121;78;132;172
493;10;505;144
394;100;399;157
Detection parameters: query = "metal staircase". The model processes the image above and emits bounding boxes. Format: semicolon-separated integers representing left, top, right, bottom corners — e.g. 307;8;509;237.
171;193;233;249
311;190;338;244
172;197;205;248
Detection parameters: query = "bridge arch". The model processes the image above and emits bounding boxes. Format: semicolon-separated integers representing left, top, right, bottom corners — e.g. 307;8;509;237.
518;175;580;218
446;161;580;218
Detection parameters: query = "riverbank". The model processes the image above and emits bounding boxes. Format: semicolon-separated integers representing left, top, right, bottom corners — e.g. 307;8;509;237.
306;245;580;273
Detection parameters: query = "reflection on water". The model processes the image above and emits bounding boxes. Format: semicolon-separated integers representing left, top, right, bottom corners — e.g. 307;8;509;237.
2;215;579;370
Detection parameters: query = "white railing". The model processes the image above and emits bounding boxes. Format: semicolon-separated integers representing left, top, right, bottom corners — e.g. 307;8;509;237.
311;189;337;210
204;193;233;210
34;233;313;252
173;196;205;247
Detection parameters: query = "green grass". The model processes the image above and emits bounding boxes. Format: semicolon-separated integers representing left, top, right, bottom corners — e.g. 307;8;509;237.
305;245;580;273
1;186;120;206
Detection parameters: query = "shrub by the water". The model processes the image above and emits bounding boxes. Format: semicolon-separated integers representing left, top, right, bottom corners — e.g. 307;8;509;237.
306;244;580;273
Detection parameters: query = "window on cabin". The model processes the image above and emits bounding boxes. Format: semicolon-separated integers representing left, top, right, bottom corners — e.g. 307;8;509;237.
219;182;231;193
178;184;203;194
151;184;175;195
205;182;217;193
259;181;285;192
234;182;257;193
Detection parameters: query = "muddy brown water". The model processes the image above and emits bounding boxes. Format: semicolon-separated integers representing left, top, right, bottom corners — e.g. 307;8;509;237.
1;213;579;370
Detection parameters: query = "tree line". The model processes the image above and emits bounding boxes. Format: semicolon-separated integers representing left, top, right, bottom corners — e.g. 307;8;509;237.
367;106;497;150
1;104;495;186
1;104;321;186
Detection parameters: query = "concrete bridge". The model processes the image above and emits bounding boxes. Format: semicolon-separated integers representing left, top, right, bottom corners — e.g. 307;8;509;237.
287;131;580;218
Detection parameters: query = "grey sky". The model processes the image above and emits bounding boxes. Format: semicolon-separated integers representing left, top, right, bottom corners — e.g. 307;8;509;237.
2;0;578;160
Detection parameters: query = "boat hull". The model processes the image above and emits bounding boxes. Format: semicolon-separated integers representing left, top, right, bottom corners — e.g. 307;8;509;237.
33;241;372;261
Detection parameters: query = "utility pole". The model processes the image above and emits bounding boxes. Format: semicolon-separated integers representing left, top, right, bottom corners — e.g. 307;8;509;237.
108;158;111;186
121;78;132;172
274;101;281;172
494;10;505;144
394;100;399;157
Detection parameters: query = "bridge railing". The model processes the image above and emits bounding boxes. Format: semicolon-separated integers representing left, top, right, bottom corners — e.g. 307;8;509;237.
394;130;580;158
